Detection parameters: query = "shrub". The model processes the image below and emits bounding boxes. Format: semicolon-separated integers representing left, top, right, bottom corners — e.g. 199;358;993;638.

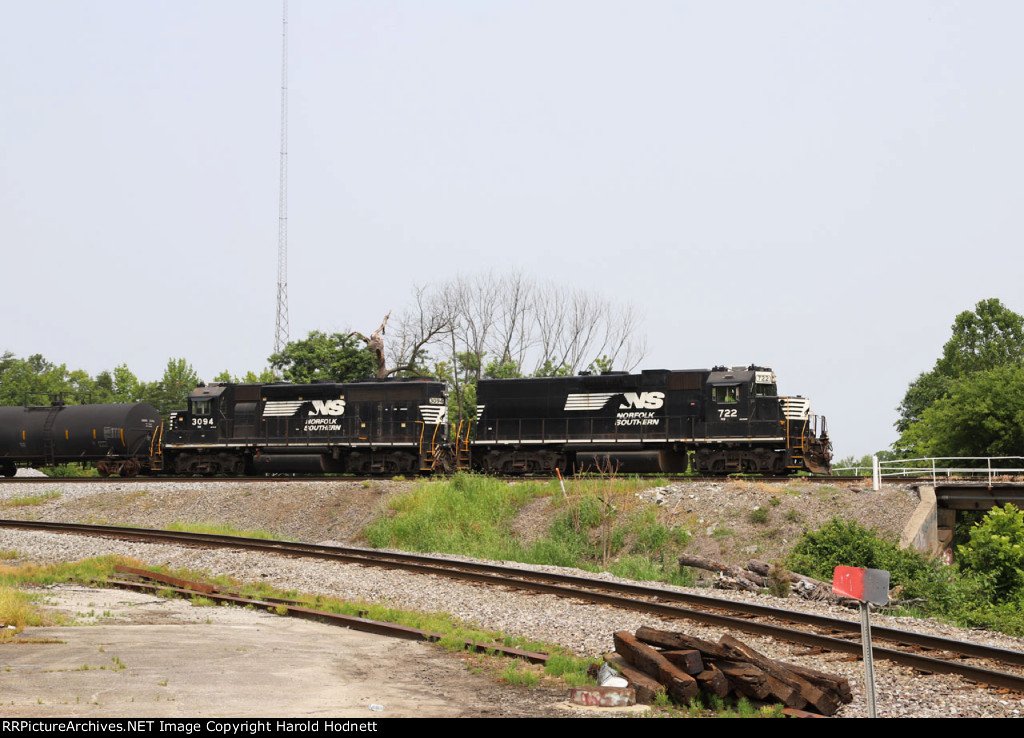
786;518;937;599
957;504;1024;603
747;507;769;525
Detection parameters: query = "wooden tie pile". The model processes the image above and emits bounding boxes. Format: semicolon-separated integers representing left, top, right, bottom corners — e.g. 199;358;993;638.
608;626;853;716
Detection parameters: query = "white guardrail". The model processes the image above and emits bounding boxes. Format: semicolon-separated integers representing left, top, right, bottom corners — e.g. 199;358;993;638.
832;456;1024;491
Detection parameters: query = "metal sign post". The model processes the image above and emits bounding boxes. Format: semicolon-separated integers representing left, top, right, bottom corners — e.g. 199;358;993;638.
833;566;890;718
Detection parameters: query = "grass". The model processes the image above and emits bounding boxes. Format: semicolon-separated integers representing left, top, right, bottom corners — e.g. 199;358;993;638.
500;661;541;688
362;473;694;586
0;586;51;639
0;490;62;508
165;521;292;541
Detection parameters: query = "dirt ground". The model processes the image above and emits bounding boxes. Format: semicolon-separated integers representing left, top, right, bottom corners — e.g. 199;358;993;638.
1;584;593;719
13;477;920;567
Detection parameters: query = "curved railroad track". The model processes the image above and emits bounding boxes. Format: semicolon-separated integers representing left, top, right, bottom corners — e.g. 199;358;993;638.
2;518;1022;694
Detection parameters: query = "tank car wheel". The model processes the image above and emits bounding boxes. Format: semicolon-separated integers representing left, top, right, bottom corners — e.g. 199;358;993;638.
97;460;112;478
1;462;16;478
121;460;141;478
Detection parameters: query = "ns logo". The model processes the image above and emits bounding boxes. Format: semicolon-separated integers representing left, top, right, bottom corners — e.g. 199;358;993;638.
619;392;665;410
309;399;346;416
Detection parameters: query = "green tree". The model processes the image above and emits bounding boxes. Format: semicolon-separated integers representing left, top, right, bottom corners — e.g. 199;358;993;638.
141;358;200;416
483;357;521;379
212;368;277;384
935;298;1024;377
0;353;97;406
897;299;1024;446
900;367;1024;457
534;359;572;378
111;364;143;402
268;331;375;384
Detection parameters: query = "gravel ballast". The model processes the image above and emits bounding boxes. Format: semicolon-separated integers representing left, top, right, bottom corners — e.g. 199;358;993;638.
2;478;1023;718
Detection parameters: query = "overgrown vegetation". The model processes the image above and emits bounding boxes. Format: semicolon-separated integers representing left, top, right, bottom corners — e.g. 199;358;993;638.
0;490;61;508
166;521;291;541
787;506;1024;636
363;473;693;585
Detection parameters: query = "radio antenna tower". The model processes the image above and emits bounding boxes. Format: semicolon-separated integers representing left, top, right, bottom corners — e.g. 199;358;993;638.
273;0;290;355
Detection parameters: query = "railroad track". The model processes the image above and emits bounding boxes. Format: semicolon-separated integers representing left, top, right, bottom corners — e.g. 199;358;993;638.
0;473;874;484
2;518;1023;693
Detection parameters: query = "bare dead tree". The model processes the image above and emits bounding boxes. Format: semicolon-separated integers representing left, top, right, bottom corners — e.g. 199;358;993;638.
349;313;391;379
389;273;648;384
385;287;453;377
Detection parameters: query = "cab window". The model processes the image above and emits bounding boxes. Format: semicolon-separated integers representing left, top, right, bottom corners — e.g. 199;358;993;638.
714;385;739;403
192;399;213;416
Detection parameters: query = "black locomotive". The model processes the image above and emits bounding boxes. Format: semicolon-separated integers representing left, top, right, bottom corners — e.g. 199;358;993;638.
473;365;831;475
0;365;830;477
161;377;450;476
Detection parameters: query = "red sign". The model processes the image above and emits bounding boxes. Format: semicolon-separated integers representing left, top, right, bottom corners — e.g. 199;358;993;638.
832;566;890;606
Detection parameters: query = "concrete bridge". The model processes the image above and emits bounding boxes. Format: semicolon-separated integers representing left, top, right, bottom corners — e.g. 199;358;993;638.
901;483;1024;558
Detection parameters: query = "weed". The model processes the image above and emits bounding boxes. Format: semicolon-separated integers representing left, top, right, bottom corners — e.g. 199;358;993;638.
746;507;769;525
0;586;50;638
167;521;289;541
500;661;540;688
0;491;61;508
651;691;672;708
542;653;597;687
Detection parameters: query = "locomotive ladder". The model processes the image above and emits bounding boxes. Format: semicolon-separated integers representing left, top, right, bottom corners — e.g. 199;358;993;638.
786;417;807;470
455;420;472;471
417;422;441;472
149;421;165;472
41;407;61;467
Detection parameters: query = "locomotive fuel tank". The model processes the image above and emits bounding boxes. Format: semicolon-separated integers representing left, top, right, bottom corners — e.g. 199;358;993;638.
0;403;161;477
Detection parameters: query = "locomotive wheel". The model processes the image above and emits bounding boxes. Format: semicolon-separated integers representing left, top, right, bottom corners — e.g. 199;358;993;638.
1;462;16;478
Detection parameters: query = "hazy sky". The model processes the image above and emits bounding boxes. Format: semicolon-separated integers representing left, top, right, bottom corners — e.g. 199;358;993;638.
2;1;1022;459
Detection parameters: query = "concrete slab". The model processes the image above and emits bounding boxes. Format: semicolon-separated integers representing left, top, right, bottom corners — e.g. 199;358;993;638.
0;585;563;718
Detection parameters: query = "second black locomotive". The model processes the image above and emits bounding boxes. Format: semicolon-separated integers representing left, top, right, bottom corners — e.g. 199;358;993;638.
473;365;830;475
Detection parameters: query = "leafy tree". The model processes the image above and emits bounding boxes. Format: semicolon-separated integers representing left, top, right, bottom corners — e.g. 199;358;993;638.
140;358;200;416
535;359;573;378
111;364;143;402
899;366;1024;457
0;352;97;406
897;299;1024;447
268;331;375;384
935;298;1024;377
483;357;521;379
212;368;278;384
